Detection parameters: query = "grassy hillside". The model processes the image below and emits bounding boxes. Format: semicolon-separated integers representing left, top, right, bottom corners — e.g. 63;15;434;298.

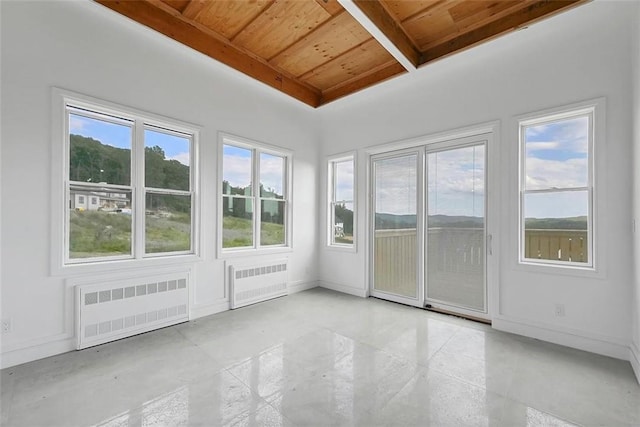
223;216;284;247
69;210;191;258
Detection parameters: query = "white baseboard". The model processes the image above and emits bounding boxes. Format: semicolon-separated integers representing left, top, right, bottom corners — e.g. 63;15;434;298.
288;280;318;294
189;281;318;319
493;315;629;360
1;337;75;370
319;280;368;298
631;341;640;385
190;300;230;319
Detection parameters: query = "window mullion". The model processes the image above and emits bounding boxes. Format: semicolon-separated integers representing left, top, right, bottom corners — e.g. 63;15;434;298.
134;119;146;259
254;149;260;249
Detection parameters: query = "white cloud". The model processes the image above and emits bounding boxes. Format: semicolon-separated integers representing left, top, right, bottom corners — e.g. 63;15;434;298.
525;157;587;190
223;154;252;189
69;115;86;133
169;152;190;166
526;141;559;152
335;162;354;201
259;156;284;196
375;156;417;215
526;116;589;155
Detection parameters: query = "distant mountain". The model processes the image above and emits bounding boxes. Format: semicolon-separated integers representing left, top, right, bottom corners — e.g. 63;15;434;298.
375;213;484;229
524;216;587;230
427;214;484;228
373;213;588;230
375;213;417;229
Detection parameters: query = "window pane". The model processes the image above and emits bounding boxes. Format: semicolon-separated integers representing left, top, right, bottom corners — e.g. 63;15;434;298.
69;113;132;186
334;160;354;202
374;155;417;230
145;193;191;254
145;128;190;191
223;145;252;196
524;115;589;191
260;153;285;199
373;154;418;299
523;191;589;263
333;202;354;245
427;145;485;311
69;185;132;259
223;196;253;248
260;200;285;246
427;145;484;218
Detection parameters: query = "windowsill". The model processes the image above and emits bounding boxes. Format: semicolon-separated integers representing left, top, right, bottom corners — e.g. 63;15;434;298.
326;244;357;253
51;253;203;277
217;246;293;260
514;259;604;279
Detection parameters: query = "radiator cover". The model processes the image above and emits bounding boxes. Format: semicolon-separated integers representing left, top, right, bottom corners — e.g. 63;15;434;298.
75;271;189;349
229;259;288;309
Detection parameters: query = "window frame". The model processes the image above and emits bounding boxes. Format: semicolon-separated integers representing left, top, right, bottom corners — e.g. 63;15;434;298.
51;88;201;275
327;153;357;251
516;98;604;272
217;133;293;257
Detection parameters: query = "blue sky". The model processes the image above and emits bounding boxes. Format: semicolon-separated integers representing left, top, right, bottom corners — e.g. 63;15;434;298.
70;114;190;165
222;145;284;196
524;115;589;218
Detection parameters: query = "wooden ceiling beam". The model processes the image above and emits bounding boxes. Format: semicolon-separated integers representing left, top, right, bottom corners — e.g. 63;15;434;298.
96;0;322;107
314;0;344;16
320;60;406;104
352;0;421;67
181;0;209;20
421;0;588;65
338;0;418;72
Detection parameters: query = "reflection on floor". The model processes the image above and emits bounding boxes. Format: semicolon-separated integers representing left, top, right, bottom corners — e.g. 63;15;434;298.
1;288;638;426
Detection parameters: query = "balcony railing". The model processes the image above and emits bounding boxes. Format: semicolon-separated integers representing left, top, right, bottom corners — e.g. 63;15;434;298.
373;227;588;299
524;229;587;263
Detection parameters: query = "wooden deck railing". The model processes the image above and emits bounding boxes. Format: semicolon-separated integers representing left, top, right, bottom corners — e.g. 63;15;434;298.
373;228;588;285
524;229;587;262
373;229;417;297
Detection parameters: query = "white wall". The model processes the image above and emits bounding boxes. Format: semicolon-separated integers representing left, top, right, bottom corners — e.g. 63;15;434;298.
318;1;635;359
0;0;320;367
631;0;640;381
1;0;637;370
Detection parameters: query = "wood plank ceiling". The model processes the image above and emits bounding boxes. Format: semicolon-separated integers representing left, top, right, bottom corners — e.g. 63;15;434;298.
96;0;588;107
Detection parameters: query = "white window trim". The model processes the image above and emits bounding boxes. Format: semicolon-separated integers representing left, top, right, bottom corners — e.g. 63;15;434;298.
513;97;606;277
217;132;293;258
327;152;357;252
50;87;202;276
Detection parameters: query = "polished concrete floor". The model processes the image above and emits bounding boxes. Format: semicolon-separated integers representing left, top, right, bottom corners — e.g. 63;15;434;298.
1;288;639;426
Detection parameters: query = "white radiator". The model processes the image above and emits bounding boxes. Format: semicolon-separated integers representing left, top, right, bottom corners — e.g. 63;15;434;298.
75;271;189;349
229;259;288;309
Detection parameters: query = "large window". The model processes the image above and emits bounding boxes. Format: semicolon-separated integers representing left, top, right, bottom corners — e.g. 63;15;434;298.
519;103;596;267
328;155;355;248
60;94;198;265
220;135;290;251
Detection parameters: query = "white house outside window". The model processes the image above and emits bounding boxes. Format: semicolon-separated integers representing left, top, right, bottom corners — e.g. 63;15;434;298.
60;94;198;265
519;103;597;268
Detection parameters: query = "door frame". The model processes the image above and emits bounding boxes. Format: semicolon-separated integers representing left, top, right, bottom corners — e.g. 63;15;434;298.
365;123;499;320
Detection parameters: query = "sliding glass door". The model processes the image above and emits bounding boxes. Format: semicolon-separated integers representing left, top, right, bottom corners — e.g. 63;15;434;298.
371;150;423;306
370;136;490;318
426;141;486;314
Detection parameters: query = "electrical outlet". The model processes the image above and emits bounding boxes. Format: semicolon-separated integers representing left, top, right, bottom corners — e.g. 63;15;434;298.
554;304;565;317
1;318;11;333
